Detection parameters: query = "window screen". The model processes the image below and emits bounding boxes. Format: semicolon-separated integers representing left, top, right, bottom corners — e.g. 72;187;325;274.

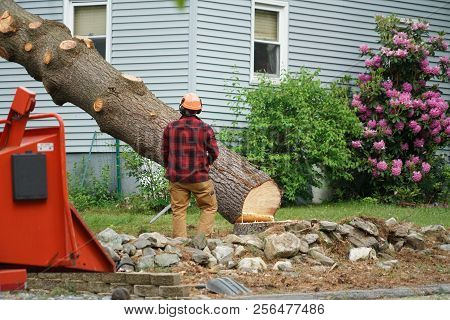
255;9;278;41
74;5;106;37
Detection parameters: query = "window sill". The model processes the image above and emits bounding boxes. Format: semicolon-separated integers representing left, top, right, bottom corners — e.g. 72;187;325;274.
250;75;281;86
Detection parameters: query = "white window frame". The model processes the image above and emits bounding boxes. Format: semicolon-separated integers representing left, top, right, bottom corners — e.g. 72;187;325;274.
250;0;289;84
63;0;112;62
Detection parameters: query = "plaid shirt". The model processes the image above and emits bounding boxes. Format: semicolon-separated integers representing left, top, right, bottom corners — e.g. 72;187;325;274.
162;115;219;183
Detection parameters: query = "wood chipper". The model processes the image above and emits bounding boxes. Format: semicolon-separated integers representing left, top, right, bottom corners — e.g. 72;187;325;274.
0;87;115;291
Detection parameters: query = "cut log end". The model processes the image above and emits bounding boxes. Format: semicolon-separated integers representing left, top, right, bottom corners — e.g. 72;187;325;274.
0;46;10;60
24;43;33;52
93;99;104;112
0;10;16;34
75;35;94;49
43;50;52;65
28;21;42;30
240;180;281;221
59;40;77;51
122;74;143;83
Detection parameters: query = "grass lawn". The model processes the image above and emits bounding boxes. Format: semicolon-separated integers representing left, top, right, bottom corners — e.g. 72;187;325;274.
80;200;449;236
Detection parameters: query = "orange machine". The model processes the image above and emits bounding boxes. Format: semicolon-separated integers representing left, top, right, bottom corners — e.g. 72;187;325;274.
0;87;115;288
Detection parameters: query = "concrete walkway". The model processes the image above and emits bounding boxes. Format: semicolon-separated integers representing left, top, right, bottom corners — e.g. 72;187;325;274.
238;283;450;300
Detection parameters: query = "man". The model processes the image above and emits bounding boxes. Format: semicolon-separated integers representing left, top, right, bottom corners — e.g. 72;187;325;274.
162;93;219;238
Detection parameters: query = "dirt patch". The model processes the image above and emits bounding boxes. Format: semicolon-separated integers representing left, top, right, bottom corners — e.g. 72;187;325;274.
177;249;449;297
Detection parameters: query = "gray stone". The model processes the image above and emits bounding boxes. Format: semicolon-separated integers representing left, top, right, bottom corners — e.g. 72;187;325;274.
223;234;243;244
302;233;319;244
308;249;335;266
137;255;155;271
98;228;120;243
192;234;208;250
377;260;398;271
167;237;190;246
406;233;425;250
394;240;405;251
134;239;152;250
298;239;309;254
284;220;312;232
336;224;355;235
227;261;237;269
438;244;450;251
186;248;209;266
104;245;120;262
385;218;398;229
238;257;267;273
318;231;334;245
207;239;223;251
347;229;379;248
164;245;182;257
319;221;338;231
98;228;123;251
143;247;156;257
272;260;293;272
123;243;137;256
349;218;379;236
393;225;409;238
241;235;264;250
120;234;136;244
234;245;246;257
264;232;303;259
378;242;395;255
118;254;135;272
212;246;234;264
420;225;446;234
147;233;169;248
155;254;180;267
349;247;377;262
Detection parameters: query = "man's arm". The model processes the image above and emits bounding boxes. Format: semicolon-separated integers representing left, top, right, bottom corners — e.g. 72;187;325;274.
206;126;219;165
162;126;170;168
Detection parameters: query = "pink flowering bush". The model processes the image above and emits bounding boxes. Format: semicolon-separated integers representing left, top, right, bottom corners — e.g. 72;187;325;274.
350;16;449;202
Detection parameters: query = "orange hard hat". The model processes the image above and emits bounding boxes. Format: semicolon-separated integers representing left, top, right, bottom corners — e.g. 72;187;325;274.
180;92;202;111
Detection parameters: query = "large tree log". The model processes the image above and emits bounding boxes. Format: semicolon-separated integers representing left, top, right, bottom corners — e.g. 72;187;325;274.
0;0;281;224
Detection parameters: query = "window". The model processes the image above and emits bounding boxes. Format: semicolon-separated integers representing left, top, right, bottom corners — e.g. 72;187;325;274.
251;1;288;82
65;1;110;61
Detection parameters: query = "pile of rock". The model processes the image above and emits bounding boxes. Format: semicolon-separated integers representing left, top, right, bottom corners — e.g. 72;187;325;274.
98;217;449;274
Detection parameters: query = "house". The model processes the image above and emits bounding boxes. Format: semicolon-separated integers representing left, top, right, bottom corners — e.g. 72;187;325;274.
1;0;449;192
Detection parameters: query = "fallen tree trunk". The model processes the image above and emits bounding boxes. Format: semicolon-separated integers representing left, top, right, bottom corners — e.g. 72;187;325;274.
0;0;281;224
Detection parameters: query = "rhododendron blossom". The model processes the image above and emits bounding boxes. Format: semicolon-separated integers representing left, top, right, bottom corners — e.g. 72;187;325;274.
359;44;370;54
412;171;422;182
421;162;431;173
350;16;448;187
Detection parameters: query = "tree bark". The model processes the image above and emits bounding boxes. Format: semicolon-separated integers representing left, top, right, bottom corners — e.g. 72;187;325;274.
0;0;281;224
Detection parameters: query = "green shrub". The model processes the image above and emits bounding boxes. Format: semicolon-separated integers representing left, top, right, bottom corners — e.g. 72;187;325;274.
121;147;169;211
220;69;361;203
68;157;117;211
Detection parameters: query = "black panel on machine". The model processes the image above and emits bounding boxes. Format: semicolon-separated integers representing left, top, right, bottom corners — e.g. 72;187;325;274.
11;153;48;201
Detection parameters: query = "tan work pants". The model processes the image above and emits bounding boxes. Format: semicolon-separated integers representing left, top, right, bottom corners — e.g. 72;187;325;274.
169;179;218;238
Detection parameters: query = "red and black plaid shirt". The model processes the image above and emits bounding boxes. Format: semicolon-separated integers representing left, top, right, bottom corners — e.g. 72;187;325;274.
162;115;219;183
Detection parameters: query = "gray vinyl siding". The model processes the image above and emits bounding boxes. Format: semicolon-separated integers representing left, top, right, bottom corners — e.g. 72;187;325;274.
288;0;450;100
0;0;190;153
0;1;65;140
1;0;449;152
194;0;450;129
111;0;190;108
195;0;252;128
